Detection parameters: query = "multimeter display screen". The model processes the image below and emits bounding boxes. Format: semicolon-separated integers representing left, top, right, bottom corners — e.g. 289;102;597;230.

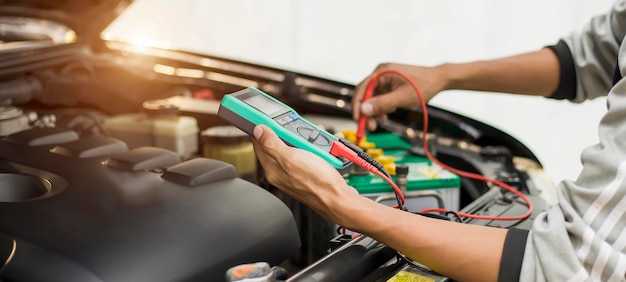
244;95;286;117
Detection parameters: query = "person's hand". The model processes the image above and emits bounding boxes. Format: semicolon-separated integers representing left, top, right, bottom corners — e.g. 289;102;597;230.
352;63;447;130
251;124;359;217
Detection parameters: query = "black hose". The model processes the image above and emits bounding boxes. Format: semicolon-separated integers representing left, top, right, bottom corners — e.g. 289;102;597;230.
0;76;42;105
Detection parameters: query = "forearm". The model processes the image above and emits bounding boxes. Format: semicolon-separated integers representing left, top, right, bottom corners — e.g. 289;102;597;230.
330;193;506;282
439;48;560;97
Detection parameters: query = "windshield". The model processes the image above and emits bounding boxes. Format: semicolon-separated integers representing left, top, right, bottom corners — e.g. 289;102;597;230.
101;0;389;85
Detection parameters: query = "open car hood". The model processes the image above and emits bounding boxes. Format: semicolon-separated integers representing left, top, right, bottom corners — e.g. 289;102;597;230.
0;0;132;51
0;2;554;280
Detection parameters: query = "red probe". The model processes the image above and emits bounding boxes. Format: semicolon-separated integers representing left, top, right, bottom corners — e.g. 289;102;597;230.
355;76;379;147
354;69;533;221
329;140;406;208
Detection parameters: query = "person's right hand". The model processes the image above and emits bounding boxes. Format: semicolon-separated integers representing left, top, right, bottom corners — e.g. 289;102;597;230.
352;63;448;130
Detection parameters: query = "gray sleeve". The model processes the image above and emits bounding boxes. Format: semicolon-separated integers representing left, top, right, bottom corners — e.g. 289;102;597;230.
550;0;626;102
520;3;626;279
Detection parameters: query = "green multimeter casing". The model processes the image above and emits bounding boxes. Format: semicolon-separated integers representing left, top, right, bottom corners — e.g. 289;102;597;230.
218;87;352;173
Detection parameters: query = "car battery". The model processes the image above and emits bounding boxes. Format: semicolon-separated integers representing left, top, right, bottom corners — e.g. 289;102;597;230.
345;133;461;212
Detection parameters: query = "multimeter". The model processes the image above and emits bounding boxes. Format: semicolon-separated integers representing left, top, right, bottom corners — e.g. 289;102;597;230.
218;87;352;172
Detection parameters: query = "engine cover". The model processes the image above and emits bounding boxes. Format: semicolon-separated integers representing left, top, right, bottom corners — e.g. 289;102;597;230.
0;126;300;281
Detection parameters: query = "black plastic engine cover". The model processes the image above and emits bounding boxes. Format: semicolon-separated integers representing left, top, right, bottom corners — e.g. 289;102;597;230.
0;127;300;282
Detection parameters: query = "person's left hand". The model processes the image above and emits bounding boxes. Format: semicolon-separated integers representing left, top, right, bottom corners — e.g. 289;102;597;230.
251;124;359;218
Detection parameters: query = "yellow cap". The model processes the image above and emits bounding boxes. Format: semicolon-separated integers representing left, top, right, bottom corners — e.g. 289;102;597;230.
341;130;357;144
375;155;394;166
359;141;375;150
342;129;356;138
366;148;384;158
383;163;397;176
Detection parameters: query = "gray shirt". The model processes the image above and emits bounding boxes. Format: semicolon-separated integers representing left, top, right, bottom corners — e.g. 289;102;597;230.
521;1;626;281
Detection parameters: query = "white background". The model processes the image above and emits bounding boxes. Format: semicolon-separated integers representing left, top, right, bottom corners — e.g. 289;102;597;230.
105;0;615;185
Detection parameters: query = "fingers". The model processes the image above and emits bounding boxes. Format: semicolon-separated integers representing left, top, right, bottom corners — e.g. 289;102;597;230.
366;114;388;131
361;86;415;117
251;126;278;168
353;63;395;120
354;63;420;122
367;118;378;131
252;125;289;169
353;73;375;120
252;125;287;160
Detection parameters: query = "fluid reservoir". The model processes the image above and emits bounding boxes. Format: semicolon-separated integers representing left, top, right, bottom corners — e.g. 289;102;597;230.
103;99;199;158
202;125;257;183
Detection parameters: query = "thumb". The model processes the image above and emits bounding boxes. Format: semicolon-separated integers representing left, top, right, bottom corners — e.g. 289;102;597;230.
253;124;286;158
361;87;414;116
361;95;396;117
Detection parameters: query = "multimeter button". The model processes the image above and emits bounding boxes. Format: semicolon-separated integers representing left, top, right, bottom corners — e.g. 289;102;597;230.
276;117;291;125
296;127;313;138
314;134;331;146
296;127;331;146
308;129;320;142
288;114;299;120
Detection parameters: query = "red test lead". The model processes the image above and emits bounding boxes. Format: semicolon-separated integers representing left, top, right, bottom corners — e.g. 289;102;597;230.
355;76;379;147
357;69;533;221
329;140;406;208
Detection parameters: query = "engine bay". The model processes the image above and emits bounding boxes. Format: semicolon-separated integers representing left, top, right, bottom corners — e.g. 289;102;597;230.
0;3;557;281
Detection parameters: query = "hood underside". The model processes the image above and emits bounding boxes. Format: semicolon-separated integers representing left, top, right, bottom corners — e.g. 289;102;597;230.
0;0;132;45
